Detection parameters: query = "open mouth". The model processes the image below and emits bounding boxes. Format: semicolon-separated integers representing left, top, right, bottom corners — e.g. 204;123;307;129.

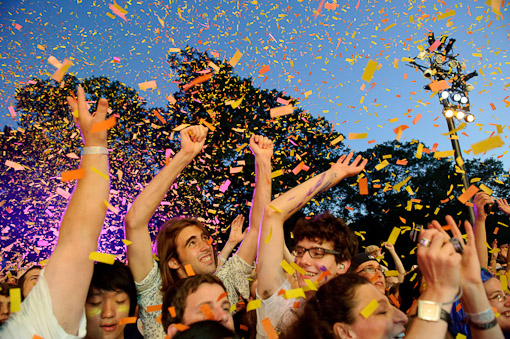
501;311;510;317
199;253;213;264
302;271;318;277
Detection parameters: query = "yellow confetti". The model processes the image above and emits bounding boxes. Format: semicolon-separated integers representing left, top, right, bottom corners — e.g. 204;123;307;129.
9;288;21;313
304;279;318;291
280;260;296;275
501;274;508;291
89;251;116;264
348;133;368;140
415;143;424;159
246;299;262;311
361;60;378;82
471;135;505;155
375;160;389;171
360;299;379;318
434;150;455;158
384;270;400;277
437;10;456;19
168;48;181;53
229;50;243;67
271;169;284;178
122;239;132;246
290;262;306;276
383;23;396;32
331;135;344;145
264;226;272;244
479;184;493;195
284;288;306;299
208;61;220;72
387;227;401;245
91;166;109;180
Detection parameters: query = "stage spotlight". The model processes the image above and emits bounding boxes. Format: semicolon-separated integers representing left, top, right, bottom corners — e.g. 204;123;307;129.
456;111;465;120
460;96;468;104
453;93;462;102
465;114;475;123
444;109;454;118
440;91;449;99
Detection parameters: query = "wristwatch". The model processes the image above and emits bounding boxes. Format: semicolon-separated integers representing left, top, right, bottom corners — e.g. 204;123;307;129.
417;300;451;324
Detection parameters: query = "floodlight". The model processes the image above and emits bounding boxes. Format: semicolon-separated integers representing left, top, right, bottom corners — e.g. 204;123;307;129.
444;109;454;118
453;93;462;102
460;96;468;104
456;111;465;120
465;114;475;123
440;91;449;99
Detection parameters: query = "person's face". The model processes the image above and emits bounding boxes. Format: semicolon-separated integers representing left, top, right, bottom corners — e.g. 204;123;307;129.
485;277;510;331
0;294;10;325
182;283;234;331
345;284;407;339
294;238;347;288
356;261;386;295
22;268;41;298
172;226;216;277
85;288;130;339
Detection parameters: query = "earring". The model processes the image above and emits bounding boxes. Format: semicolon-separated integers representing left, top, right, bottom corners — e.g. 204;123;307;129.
340;264;345;269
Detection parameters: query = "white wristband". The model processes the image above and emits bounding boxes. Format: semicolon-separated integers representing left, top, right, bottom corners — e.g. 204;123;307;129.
82;147;108;155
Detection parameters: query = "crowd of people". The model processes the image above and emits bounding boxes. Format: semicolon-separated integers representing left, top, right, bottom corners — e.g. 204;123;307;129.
1;89;510;339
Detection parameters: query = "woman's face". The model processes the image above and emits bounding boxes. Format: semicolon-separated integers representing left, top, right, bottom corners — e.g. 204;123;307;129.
341;283;407;339
485;277;510;331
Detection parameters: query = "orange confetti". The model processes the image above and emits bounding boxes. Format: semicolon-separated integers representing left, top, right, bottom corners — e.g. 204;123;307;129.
490;103;496;110
61;168;85;182
428;80;450;92
168;306;177;317
217;291;228;302
200;304;215;320
261;318;278;339
412;114;422;125
147;304;162;312
174;323;190;332
457;185;480;204
359;177;368;195
389;294;400;308
184;264;195;276
119;317;137;324
259;65;270;74
91;116;116;133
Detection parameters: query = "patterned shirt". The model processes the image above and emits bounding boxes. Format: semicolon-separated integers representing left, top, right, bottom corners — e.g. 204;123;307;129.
135;254;254;339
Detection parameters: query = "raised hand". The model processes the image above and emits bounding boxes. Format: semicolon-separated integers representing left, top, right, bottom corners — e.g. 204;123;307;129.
227;215;247;246
180;125;208;158
66;86;108;147
496;198;510;216
249;134;274;161
473;192;494;220
331;152;368;179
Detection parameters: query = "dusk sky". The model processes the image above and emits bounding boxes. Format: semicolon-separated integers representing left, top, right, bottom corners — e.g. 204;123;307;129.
1;0;509;169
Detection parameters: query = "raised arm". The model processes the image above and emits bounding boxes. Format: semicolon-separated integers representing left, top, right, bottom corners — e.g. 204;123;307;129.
125;125;208;281
219;215;246;263
236;135;273;265
473;192;493;269
496;198;510;216
384;242;406;283
44;86;110;335
257;153;367;299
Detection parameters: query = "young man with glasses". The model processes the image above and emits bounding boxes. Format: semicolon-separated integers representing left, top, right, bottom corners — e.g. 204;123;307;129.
350;252;387;294
256;153;366;338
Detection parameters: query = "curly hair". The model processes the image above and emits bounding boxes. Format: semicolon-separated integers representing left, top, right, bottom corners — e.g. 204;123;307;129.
292;211;358;264
282;274;370;339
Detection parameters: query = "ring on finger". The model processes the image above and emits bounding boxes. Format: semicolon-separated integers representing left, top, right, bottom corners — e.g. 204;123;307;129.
419;238;431;248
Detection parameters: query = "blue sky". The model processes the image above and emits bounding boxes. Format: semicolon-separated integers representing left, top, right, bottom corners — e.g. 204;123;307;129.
1;0;509;169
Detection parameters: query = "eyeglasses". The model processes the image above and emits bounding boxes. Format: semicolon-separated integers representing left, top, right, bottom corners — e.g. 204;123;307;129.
358;266;384;275
488;290;510;302
292;246;340;259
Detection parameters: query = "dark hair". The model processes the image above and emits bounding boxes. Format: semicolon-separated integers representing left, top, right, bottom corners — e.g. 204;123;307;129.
292;212;358;264
18;266;42;300
162;274;227;332
0;283;16;297
173;320;237;339
157;218;218;291
282;274;370;339
88;261;137;316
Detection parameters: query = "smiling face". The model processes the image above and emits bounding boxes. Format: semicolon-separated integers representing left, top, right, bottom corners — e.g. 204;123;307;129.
342;284;407;339
171;225;216;278
485;277;510;331
294;238;347;288
356;261;386;295
85;288;130;339
182;283;234;331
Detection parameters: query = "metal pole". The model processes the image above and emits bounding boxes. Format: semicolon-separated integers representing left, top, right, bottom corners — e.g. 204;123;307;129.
445;117;476;224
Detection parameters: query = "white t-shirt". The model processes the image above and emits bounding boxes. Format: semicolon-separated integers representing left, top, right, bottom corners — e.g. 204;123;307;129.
0;268;87;339
255;279;304;339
